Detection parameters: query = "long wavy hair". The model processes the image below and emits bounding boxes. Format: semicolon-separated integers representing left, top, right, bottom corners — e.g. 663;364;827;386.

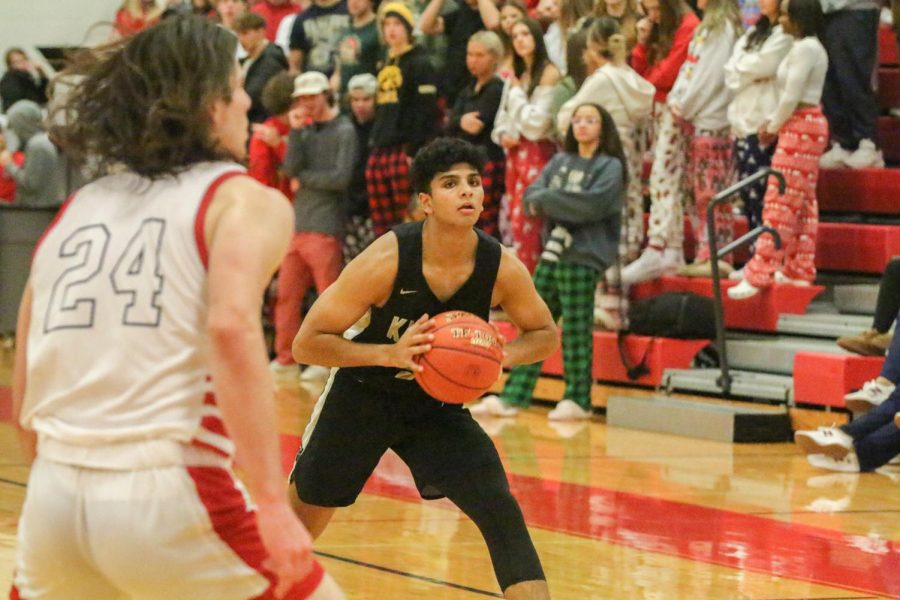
645;0;694;65
563;103;628;184
512;17;552;97
697;0;742;36
50;16;239;179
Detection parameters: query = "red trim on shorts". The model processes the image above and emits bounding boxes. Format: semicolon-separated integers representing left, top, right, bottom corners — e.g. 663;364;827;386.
194;171;245;270
187;466;325;600
31;192;77;264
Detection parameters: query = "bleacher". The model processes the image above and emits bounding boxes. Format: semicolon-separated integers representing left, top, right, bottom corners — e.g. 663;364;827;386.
492;24;900;440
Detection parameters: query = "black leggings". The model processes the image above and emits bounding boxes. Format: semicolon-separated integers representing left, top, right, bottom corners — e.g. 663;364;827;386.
874;257;900;333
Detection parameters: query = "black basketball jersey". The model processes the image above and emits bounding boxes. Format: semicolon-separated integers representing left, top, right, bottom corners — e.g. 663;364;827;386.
341;221;502;396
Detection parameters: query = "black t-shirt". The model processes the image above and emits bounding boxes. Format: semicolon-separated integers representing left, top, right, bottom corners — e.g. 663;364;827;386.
289;0;350;74
341;220;502;396
440;2;486;105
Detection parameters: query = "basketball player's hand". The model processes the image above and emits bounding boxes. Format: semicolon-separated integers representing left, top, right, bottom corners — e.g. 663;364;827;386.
489;323;510;367
257;501;314;598
386;313;435;372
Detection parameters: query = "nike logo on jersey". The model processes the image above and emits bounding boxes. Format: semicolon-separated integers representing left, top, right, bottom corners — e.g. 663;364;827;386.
399;289;418;295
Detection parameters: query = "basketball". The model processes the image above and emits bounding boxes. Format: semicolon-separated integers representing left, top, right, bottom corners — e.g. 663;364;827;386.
414;311;505;404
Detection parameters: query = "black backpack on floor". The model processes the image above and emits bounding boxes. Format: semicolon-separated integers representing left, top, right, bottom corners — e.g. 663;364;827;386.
617;292;716;380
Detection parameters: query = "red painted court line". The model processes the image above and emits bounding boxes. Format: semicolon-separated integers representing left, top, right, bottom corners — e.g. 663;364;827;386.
353;445;900;598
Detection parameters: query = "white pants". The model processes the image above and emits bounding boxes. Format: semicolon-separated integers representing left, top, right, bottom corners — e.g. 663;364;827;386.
13;453;327;599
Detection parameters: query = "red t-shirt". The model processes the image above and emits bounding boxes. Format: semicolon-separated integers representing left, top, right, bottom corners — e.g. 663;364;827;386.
630;12;700;103
248;117;292;198
114;8;160;37
251;1;302;42
0;152;25;203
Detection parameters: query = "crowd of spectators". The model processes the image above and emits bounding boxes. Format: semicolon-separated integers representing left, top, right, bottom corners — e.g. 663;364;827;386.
0;0;897;431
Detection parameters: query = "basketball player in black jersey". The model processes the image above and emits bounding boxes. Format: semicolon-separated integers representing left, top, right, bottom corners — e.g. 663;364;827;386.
288;138;559;599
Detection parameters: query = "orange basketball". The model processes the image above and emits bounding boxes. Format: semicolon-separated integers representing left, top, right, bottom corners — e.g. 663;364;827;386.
414;311;504;404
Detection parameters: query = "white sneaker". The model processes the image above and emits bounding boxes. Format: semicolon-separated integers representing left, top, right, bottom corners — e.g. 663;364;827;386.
621;248;664;286
661;247;685;274
807;452;860;473
843;139;885;170
844;379;895;414
547;399;592;421
774;271;811;287
795;426;854;459
819;143;851;169
728;266;745;281
468;394;519;417
270;359;298;378
727;279;759;300
300;365;331;382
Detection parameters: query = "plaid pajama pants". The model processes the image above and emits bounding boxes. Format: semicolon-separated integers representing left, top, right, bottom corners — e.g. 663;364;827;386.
366;145;411;237
477;157;505;239
745;107;829;288
502;260;599;410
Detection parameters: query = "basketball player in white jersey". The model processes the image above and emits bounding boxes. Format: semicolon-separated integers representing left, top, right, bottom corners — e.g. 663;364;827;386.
10;17;343;600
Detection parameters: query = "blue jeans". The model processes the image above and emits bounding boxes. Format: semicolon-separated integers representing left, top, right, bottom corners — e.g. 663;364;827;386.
841;388;900;471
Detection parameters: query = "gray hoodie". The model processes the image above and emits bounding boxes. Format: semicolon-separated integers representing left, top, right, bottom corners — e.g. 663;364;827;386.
4;100;66;207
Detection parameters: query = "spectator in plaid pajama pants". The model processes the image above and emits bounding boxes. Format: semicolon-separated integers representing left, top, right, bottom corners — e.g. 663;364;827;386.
620;0;699;285
492;17;562;273
472;103;626;421
729;0;829;300
447;31;507;238
723;3;792;243
666;0;743;278
366;2;439;236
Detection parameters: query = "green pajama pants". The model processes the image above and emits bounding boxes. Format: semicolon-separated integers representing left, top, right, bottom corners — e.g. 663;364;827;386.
502;260;599;410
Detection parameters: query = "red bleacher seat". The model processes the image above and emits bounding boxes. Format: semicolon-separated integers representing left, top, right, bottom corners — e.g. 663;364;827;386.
878;67;900;111
878;117;900;163
492;320;708;387
793;352;884;408
632;276;824;332
881;25;898;66
816;222;900;274
818;167;900;214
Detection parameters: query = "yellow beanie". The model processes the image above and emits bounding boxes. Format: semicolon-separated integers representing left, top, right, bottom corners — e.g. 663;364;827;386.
380;2;415;31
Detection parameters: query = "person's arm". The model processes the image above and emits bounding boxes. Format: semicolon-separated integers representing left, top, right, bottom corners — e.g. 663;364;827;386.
476;0;500;30
678;24;738;122
766;44;814;133
491;82;518;145
491;249;559;366
297;123;357;190
630;41;650;76
515;66;560;141
12;284;35;464
524;156;624;224
6;144;58;197
204;176;312;596
292;233;435;371
406;56;440;154
288;15;308;72
418;0;446;35
475;79;503;131
282;129;306;177
725;27;793;92
643;14;697;94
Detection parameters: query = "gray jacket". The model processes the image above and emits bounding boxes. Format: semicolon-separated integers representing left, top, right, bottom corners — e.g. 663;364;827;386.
4;100;66;207
523;152;624;273
283;114;357;238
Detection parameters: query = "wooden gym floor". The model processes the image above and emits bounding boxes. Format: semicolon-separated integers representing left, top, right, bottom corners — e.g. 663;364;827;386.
0;347;897;599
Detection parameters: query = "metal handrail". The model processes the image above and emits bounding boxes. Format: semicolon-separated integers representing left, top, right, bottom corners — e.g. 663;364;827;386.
708;167;785;395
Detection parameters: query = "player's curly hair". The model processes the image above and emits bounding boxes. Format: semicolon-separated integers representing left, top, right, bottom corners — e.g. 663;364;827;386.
50;16;239;179
411;138;488;195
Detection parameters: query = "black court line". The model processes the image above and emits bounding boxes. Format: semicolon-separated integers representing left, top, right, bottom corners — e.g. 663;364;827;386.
313;550;503;598
0;477;25;488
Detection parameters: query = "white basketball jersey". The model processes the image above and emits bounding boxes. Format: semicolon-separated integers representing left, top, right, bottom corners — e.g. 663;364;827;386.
22;161;245;460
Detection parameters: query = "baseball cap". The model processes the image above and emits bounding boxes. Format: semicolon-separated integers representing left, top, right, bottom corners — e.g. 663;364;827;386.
292;71;330;97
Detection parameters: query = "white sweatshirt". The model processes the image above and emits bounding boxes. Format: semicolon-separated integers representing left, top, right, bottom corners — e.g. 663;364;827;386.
556;62;655;139
492;82;557;143
766;36;828;133
667;21;740;131
724;24;793;137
